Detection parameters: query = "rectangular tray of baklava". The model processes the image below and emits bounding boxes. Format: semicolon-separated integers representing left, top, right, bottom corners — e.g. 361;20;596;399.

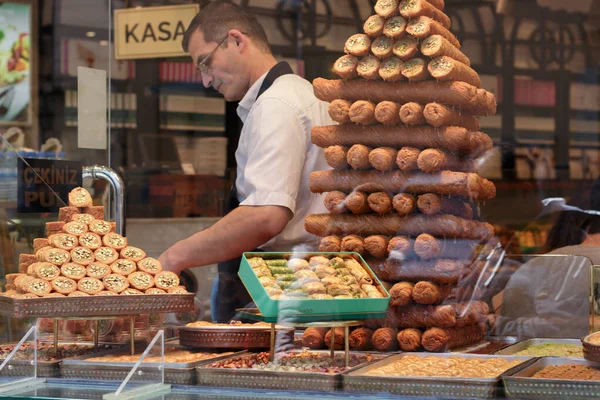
196;350;385;392
60;347;244;385
503;357;600;399
342;353;536;399
0;293;194;319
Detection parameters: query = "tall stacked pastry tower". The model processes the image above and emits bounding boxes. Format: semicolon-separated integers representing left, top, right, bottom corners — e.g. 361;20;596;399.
304;0;498;352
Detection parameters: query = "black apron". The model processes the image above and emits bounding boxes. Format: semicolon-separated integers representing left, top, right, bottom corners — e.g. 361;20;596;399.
212;61;294;322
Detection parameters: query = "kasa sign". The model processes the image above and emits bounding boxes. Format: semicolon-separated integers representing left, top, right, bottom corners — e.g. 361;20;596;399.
114;4;199;60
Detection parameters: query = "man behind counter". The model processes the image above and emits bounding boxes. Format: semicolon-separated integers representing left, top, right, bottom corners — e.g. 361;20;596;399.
159;1;331;322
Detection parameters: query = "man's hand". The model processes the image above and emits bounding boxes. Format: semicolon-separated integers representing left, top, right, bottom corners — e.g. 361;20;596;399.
158;205;291;274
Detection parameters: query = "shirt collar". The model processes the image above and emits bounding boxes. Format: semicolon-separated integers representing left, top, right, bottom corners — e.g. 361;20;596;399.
236;70;269;123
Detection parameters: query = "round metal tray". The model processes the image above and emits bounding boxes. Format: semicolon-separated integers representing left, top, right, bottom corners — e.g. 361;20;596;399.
178;326;294;349
582;333;600;363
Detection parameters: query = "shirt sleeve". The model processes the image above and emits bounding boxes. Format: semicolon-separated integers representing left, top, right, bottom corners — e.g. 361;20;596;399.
238;96;307;214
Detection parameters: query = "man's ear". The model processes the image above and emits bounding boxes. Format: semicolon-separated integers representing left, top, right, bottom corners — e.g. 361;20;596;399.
228;29;246;52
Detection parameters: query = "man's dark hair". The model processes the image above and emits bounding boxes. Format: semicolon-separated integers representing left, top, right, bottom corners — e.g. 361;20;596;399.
182;1;271;53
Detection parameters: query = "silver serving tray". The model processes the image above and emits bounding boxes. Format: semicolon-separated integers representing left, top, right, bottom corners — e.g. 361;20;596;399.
0;359;60;378
196;350;384;392
0;294;194;318
451;336;521;354
504;357;600;399
342;353;536;399
494;338;583;358
60;348;245;386
0;342;121;378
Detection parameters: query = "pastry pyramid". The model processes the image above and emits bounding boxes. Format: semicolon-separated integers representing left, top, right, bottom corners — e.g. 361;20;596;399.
3;188;187;298
304;0;496;352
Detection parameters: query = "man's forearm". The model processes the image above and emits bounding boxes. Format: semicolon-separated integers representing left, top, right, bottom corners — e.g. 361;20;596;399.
162;205;290;273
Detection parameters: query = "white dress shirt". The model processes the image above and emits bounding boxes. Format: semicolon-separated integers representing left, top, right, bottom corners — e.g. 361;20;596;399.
235;71;331;251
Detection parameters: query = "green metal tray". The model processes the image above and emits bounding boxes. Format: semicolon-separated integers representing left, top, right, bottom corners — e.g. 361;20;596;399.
238;252;390;321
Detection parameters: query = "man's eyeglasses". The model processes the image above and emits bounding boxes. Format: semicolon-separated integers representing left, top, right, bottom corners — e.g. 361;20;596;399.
196;36;229;75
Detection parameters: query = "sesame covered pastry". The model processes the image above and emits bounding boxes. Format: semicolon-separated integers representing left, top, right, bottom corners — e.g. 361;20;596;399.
363;15;385;37
52;234;79;250
58;206;79;222
68;187;93;207
120;246;146;262
43;248;71;265
146;288;166;295
154;271;180;290
110;259;137;276
122;288;144;295
77;277;104;295
46;221;65;235
128;271;154;291
71;213;95;225
344;34;371;57
137;257;162;275
70;247;95;266
25;279;51;295
102;274;129;293
89;220;112;236
402;58;430;81
35;246;53;261
86;262;111;279
102;232;128;250
82;206;105;220
34;262;61;281
63;221;88;236
333;55;359;80
33;238;50;251
68;291;90;297
2;289;19;297
168;286;188;294
51;277;78;294
379;57;404;82
393;36;420;60
79;233;102;250
357;55;381;80
110;222;116;232
383;16;407;39
371;36;394;59
94;247;119;264
61;263;87;280
15;275;35;291
375;0;399;17
26;263;38;276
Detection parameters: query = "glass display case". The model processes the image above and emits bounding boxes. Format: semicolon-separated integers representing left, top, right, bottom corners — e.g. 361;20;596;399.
1;0;600;399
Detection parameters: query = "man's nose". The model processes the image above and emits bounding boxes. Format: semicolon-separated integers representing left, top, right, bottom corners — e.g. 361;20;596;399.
201;73;213;88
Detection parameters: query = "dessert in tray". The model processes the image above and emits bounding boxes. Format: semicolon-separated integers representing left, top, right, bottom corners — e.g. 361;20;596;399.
304;0;498;352
361;355;523;378
514;343;583;358
0;342;117;362
2;188;189;298
205;350;374;374
532;364;600;380
84;349;233;364
248;255;386;300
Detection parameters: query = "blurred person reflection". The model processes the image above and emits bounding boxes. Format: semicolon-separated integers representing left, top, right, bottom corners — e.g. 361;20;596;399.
495;181;600;338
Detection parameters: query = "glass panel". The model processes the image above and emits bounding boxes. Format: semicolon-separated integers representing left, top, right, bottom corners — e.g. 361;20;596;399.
0;325;43;393
102;329;170;400
492;254;593;339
